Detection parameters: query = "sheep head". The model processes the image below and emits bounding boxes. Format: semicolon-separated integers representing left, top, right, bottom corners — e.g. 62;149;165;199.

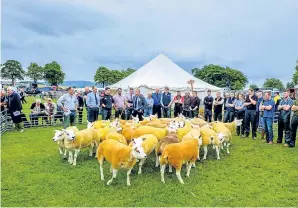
53;130;65;142
62;129;76;141
130;138;147;159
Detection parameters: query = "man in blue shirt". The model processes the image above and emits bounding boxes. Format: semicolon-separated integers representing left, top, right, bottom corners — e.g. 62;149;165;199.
260;92;275;144
277;90;293;146
86;86;100;123
152;88;162;118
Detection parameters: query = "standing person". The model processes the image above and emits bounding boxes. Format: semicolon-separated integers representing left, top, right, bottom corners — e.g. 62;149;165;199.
86;86;100;123
1;89;7;112
144;92;154;117
171;91;184;117
277;90;293;146
183;91;192;118
19;88;27;104
100;87;114;120
57;87;78;129
125;88;134;120
152;88;162;118
132;89;147;121
224;92;235;123
234;93;246;137
213;92;224;121
44;98;57;124
204;89;213;122
83;87;91;120
7;87;24;132
244;89;258;140
256;91;264;130
259;92;275;144
113;88;126;120
190;91;200;118
223;93;230;116
76;92;84;124
161;87;172;118
289;97;298;147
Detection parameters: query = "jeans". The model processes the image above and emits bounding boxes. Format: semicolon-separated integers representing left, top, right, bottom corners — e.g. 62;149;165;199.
256;111;260;129
204;109;212;122
258;114;264;130
102;109;111;120
214;111;222;122
163;107;171;118
190;110;198;118
88;107;99;122
290;114;297;147
277;112;291;144
125;107;133;120
244;110;257;137
224;110;235;123
115;108;125;120
263;117;273;142
63;111;76;129
144;107;153;117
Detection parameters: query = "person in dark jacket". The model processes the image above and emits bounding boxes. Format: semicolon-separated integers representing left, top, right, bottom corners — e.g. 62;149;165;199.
204;89;214;122
30;99;46;126
77;92;84;124
171;91;184;117
83;87;91;120
19;88;27;104
100;87;114;120
190;91;200;118
244;88;258;139
183;91;192;118
132;88;147;121
224;92;235;123
161;87;172;118
214;92;224;121
152;88;162;118
7;87;24;132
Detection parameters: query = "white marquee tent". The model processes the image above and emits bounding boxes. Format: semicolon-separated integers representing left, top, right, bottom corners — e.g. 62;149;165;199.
109;54;222;97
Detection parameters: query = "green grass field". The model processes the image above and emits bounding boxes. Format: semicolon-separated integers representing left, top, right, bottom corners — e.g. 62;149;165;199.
1;124;298;207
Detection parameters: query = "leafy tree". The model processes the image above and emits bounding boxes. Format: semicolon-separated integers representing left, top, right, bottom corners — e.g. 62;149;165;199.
293;59;298;85
43;61;65;86
109;70;124;84
26;63;44;83
94;67;111;87
286;82;295;89
0;60;25;86
263;78;284;91
249;84;259;90
122;68;136;77
192;64;248;90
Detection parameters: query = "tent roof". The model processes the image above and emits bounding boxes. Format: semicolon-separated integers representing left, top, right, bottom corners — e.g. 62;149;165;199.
109;53;221;91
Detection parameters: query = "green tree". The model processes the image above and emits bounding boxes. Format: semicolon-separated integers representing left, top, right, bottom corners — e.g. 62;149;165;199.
0;60;25;86
263;78;284;91
26;63;44;83
192;64;248;90
293;59;298;85
122;68;136;77
43;61;65;86
249;84;259;90
286;82;295;89
109;70;124;84
94;67;111;87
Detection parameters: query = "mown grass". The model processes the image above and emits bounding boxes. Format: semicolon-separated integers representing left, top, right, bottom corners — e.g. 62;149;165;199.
1;124;298;207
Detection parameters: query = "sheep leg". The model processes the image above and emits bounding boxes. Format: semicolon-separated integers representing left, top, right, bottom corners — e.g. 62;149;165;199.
72;149;80;166
197;148;200;160
63;148;68;159
203;146;208;160
169;165;173;173
58;146;63;155
155;155;159;167
98;157;104;181
68;150;73;164
138;158;146;175
227;143;230;154
110;165;113;173
160;165;166;183
126;168;133;186
186;163;192;177
215;145;220;160
88;145;93;157
220;143;224;150
176;169;184;184
107;169;118;186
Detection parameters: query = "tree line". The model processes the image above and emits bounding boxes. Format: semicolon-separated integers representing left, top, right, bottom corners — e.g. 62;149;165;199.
1;59;297;90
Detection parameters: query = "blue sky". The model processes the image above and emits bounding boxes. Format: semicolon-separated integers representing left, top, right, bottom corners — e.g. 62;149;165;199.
2;0;298;86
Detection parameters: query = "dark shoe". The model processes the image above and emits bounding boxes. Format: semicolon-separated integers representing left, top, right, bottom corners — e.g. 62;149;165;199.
276;139;282;144
245;133;249;138
236;133;240;136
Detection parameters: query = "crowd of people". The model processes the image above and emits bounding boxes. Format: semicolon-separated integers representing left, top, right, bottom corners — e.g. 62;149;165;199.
1;85;297;148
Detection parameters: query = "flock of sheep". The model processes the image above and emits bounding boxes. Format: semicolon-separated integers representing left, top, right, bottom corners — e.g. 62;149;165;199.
52;115;243;186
